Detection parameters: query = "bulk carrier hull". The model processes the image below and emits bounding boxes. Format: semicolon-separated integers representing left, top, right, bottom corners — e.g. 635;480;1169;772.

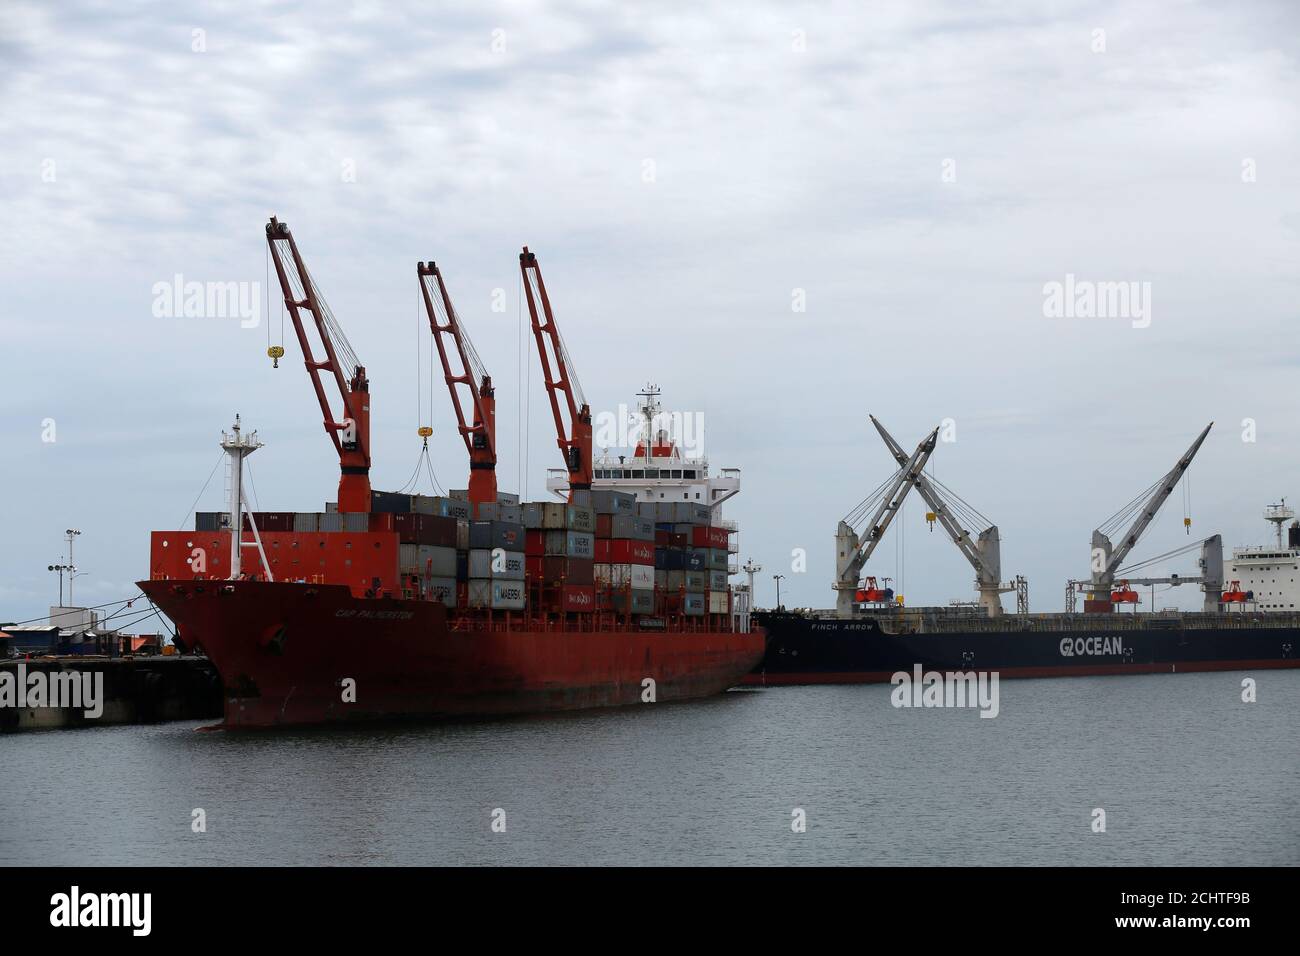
745;610;1300;685
139;579;766;728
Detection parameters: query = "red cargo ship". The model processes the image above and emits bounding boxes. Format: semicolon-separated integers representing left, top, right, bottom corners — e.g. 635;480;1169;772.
137;220;763;728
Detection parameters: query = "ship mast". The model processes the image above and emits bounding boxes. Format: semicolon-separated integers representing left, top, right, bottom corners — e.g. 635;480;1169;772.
220;415;272;581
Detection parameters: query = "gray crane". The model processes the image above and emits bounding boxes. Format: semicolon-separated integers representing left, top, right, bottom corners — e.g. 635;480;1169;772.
870;416;1014;617
1086;423;1213;610
834;425;939;617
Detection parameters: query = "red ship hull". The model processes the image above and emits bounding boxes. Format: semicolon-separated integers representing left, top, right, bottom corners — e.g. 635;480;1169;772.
138;580;766;728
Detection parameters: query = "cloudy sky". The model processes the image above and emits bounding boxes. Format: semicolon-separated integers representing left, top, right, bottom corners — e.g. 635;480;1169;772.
2;0;1298;624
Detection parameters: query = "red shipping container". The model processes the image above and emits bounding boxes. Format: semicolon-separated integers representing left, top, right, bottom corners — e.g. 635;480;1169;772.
690;525;730;549
560;585;596;612
525;529;544;557
369;512;396;533
669;532;688;548
597;539;654;565
654;530;670;546
525;555;544;579
596;514;612;538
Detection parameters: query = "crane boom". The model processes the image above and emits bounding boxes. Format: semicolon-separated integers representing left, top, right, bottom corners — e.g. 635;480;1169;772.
871;416;1008;616
519;247;592;499
834;426;938;616
265;217;371;512
417;261;497;505
1090;422;1213;599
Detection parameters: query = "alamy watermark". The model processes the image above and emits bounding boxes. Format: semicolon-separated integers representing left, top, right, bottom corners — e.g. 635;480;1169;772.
152;274;260;328
594;403;705;458
890;664;1000;718
1042;274;1151;328
0;663;103;718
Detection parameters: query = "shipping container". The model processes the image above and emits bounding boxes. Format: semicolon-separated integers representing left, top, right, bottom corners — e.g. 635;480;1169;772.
543;530;594;559
496;491;521;506
456;550;469;582
709;569;729;590
708;548;729;571
657;548;684;571
342;513;369;533
610;514;655;541
682;593;706;616
566;504;595;533
491;579;527;610
684;550;706;572
399;544;457;578
607;590;655;614
370;490;412;514
594;538;655;565
525;529;544;557
533;556;594;587
468;520;526;551
559;584;596;612
468;548;526;581
606;564;655;589
690;525;731;550
707;590;730;614
591;489;636;516
425;576;457;605
448;489;469;502
521;502;545;530
684;571;707;592
455;518;469;551
195;511;227;532
476;501;522;524
325;501;338;513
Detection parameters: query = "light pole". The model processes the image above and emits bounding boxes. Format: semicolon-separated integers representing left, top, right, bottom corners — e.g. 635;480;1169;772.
64;529;82;605
49;562;75;606
773;573;785;610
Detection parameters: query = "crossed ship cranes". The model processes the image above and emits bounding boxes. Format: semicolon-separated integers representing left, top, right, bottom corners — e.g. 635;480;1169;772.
833;419;1222;620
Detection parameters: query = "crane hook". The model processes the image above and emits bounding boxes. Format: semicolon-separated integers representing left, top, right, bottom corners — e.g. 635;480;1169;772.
267;345;285;368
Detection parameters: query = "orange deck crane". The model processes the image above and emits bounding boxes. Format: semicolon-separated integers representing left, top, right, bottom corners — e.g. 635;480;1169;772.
265;217;372;512
519;247;592;501
417;261;497;506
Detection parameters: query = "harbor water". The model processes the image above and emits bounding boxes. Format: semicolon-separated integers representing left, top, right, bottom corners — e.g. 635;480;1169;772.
1;671;1296;866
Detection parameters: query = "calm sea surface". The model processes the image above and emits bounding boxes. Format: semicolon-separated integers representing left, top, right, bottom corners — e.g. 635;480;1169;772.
2;671;1297;866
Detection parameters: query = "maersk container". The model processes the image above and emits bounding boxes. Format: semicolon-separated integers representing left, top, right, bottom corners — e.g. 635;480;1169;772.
468;548;525;581
566;505;595;533
682;593;706;616
543;530;594;559
425;576;457;605
707;590;729;614
469;520;526;551
491;580;526;610
592;489;636;516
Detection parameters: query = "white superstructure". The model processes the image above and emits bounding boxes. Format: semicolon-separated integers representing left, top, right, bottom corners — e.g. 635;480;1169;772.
1226;503;1300;611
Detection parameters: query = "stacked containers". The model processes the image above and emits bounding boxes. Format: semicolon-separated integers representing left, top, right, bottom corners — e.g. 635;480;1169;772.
467;518;527;610
594;494;654;614
523;501;596;611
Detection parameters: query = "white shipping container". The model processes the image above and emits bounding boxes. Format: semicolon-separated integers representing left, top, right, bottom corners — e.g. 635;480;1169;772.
467;579;493;608
593;563;613;587
707;590;729;614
